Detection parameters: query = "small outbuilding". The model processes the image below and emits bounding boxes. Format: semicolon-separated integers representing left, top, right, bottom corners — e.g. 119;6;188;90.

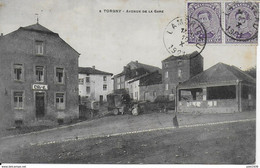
176;63;256;113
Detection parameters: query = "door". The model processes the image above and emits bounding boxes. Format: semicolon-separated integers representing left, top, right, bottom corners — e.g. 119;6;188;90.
99;95;103;104
36;92;45;118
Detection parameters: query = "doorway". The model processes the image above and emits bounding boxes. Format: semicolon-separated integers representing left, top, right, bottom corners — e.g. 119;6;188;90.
99;95;103;104
36;92;45;118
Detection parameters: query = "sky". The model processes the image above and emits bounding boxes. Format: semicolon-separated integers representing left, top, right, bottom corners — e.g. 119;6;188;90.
0;0;257;75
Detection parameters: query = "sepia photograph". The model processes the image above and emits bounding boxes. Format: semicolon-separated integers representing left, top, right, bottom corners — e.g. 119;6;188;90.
0;0;258;167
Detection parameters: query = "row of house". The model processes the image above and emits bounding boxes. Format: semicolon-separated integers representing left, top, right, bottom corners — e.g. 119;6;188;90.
112;52;255;114
0;22;256;129
112;52;204;102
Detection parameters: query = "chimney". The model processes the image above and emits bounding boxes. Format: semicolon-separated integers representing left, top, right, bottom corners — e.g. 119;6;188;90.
92;66;95;69
136;60;138;63
0;33;3;37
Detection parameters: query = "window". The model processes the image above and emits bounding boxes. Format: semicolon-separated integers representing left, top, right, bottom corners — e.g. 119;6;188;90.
86;86;90;94
153;91;157;97
103;84;107;91
35;66;44;82
165;62;168;68
135;92;138;98
14;64;23;81
165;71;168;78
86;77;90;83
117;84;120;89
178;69;182;78
165;84;169;91
79;78;84;85
117;78;120;84
56;68;64;84
178;60;182;65
121;76;124;82
103;76;107;81
56;93;65;110
35;41;44;55
14;91;23;109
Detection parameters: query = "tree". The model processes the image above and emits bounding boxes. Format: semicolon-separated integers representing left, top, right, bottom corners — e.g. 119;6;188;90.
244;66;256;79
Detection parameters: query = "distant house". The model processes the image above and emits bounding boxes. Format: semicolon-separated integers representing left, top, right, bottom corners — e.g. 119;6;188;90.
0;23;80;128
162;51;203;97
177;63;256;113
113;61;161;93
79;66;113;103
128;71;162;101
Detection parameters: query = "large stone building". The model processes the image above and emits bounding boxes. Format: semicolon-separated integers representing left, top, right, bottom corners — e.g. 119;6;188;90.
177;63;256;113
0;23;80;128
78;66;113;103
161;51;203;96
113;61;161;93
128;71;162;101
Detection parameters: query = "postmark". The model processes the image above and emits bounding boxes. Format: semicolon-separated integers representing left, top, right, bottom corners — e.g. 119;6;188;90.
163;16;207;57
224;2;259;43
188;2;222;44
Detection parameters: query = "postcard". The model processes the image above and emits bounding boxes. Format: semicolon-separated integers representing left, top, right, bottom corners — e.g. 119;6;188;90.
0;0;258;167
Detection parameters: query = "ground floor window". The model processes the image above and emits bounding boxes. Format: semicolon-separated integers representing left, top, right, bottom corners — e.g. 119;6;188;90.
86;86;90;94
14;91;24;109
56;93;65;110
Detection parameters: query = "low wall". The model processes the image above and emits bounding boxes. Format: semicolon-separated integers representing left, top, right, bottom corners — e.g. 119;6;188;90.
177;99;238;113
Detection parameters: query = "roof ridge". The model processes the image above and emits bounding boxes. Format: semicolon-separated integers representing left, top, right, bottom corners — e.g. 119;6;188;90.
230;65;256;81
79;67;113;75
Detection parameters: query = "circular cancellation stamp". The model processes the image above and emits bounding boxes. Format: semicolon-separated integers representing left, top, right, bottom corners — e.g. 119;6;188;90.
163;16;207;57
188;2;222;44
224;2;259;43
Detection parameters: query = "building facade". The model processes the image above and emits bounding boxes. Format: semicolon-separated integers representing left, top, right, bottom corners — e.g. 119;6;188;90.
162;51;203;96
177;63;256;113
78;67;113;102
113;61;161;93
0;23;80;128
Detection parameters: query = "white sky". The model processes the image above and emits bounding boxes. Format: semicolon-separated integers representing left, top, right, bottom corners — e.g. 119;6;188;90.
0;0;257;75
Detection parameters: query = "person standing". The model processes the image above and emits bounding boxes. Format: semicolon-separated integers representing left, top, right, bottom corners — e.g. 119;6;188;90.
173;110;179;128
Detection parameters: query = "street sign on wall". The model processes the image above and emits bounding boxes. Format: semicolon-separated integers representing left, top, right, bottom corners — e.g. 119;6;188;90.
32;84;48;90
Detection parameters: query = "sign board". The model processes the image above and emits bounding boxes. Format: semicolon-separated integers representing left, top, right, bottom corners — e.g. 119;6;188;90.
32;84;48;90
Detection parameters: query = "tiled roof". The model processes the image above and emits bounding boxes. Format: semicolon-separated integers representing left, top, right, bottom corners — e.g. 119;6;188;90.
114;61;161;78
128;71;162;86
20;23;58;35
179;62;256;89
128;61;161;73
79;67;113;76
162;51;201;62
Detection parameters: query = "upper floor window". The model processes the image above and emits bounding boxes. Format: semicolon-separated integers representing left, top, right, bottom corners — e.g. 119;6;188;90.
117;77;120;83
14;91;23;109
178;69;182;78
178;60;182;66
86;77;90;83
14;64;23;81
35;66;44;82
121;76;125;82
165;62;168;68
165;71;168;78
35;41;44;55
103;76;107;81
79;78;84;85
103;84;107;91
56;93;65;110
56;68;64;84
